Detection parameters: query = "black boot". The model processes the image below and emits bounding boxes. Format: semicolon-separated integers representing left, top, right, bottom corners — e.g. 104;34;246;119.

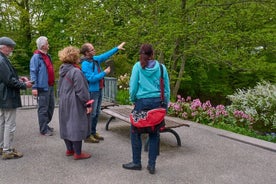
122;162;142;170
147;165;155;174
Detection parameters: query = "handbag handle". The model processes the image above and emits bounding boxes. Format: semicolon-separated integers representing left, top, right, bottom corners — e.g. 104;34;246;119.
159;63;164;102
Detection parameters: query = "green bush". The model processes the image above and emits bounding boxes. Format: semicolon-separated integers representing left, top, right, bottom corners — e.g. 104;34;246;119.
227;81;276;133
116;90;131;105
116;73;131;105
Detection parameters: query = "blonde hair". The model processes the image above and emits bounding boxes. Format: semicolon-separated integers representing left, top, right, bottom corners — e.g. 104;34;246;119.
58;46;80;64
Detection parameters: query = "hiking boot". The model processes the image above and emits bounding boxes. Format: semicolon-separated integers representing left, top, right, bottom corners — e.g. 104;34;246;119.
73;152;91;160
94;133;104;140
2;149;23;160
11;148;23;158
84;135;99;143
41;130;53;136
122;162;142;170
48;127;54;132
2;151;14;160
147;165;155;174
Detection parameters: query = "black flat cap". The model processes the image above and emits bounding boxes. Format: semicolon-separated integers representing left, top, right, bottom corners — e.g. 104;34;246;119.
0;37;16;47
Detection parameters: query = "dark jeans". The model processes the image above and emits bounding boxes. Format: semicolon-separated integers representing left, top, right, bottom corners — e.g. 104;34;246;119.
64;139;82;155
89;89;102;135
37;86;55;134
131;97;166;167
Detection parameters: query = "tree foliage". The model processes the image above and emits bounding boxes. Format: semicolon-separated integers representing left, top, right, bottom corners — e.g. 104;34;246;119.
0;0;275;104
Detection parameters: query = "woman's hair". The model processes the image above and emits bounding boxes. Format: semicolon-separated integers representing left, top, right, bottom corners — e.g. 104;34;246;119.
139;44;154;69
36;36;48;50
58;46;80;64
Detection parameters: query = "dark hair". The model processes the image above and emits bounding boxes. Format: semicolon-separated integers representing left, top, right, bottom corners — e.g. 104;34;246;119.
80;43;90;56
139;44;154;69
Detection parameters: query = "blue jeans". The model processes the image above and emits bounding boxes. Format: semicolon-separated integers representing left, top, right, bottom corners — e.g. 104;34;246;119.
131;97;165;167
37;86;55;134
90;90;102;135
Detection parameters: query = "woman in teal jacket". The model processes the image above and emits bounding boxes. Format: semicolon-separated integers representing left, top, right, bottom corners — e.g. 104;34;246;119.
123;44;170;174
80;42;125;143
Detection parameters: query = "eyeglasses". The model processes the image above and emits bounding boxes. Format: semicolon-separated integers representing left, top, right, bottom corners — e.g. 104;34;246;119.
6;45;14;50
88;49;95;52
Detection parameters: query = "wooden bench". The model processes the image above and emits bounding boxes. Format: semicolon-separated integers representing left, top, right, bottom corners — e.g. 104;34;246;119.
101;101;118;110
102;105;190;150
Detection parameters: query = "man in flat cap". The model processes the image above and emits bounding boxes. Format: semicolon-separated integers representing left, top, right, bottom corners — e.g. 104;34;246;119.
0;36;33;160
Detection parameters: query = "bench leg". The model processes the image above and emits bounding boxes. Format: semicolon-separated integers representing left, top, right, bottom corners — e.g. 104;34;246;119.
144;128;181;153
161;128;182;146
105;116;116;131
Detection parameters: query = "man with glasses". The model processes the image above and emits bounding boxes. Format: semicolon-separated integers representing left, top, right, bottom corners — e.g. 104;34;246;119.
80;42;125;143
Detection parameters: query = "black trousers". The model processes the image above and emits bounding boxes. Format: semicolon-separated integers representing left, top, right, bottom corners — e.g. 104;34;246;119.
64;139;82;155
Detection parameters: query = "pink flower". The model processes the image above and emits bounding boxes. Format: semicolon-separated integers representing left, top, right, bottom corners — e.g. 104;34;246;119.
233;110;253;121
182;112;188;119
173;104;181;111
191;111;198;117
191;99;202;110
202;100;212;110
186;96;192;102
168;102;173;107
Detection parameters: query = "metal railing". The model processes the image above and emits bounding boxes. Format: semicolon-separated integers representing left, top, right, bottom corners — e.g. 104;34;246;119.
20;77;117;109
102;77;117;103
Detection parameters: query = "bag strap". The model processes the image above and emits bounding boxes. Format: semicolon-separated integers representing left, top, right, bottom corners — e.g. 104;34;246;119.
159;63;164;102
85;58;99;72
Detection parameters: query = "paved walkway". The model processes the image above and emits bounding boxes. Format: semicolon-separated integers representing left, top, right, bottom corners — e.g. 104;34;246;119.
1;107;275;184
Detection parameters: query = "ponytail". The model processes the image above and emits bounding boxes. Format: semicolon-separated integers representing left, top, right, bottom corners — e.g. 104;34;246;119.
139;44;154;69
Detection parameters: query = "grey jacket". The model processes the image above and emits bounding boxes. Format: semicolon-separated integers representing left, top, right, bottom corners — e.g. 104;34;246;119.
58;64;90;141
0;52;26;108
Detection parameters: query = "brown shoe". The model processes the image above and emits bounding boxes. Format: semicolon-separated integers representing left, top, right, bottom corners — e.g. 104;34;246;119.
94;133;104;140
11;148;23;158
0;148;2;155
84;135;99;143
2;151;14;160
2;149;23;160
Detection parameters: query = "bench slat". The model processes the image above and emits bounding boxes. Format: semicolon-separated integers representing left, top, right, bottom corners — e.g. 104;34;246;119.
101;101;118;110
102;108;130;122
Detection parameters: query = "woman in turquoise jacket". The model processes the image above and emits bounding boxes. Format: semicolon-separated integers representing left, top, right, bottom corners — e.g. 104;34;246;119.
80;42;125;143
123;44;170;174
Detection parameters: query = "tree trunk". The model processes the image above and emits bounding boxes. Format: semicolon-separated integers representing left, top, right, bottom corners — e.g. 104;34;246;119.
171;0;187;98
172;55;186;98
